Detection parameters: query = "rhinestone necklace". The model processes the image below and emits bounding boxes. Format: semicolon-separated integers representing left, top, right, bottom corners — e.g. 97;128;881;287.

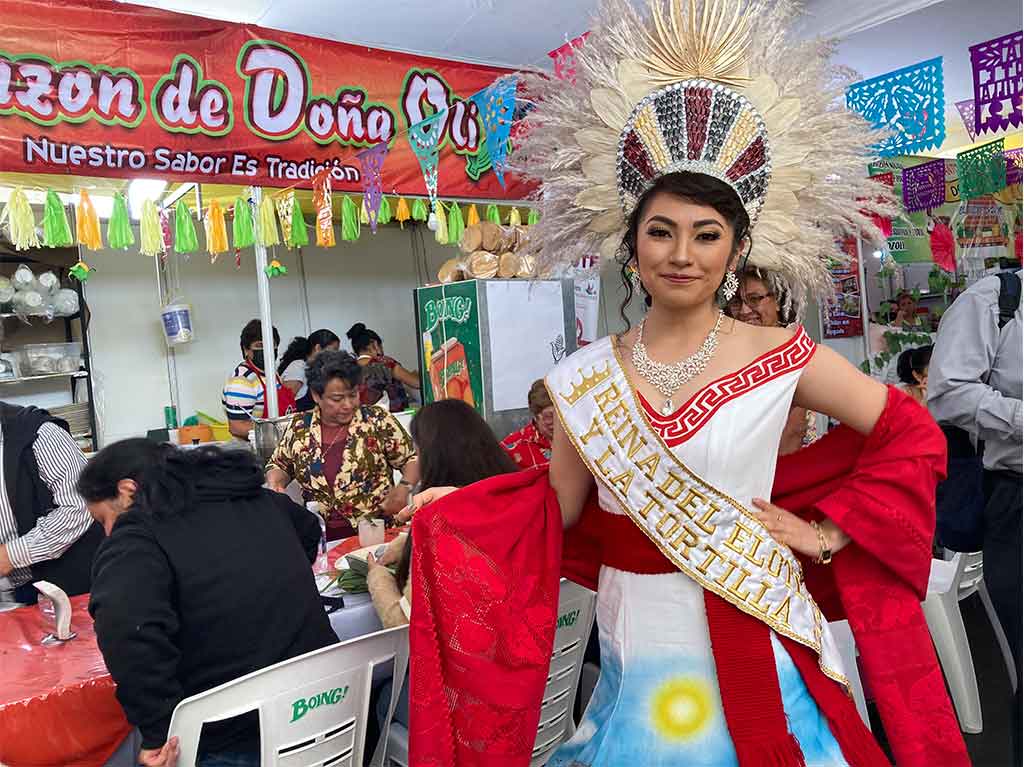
631;311;725;416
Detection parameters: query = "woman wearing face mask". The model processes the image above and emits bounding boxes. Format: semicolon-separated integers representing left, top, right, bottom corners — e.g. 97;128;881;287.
265;350;418;541
725;267;817;454
405;1;967;764
278;329;341;412
346;323;420;412
222;319;295;441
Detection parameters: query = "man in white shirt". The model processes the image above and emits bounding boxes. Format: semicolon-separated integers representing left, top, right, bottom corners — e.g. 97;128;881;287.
0;403;99;603
929;269;1022;763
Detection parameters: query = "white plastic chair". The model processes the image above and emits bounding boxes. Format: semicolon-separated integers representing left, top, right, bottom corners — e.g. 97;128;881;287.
941;549;1018;694
168;625;409;767
384;579;597;767
530;579;598;766
922;552;987;733
827;619;870;726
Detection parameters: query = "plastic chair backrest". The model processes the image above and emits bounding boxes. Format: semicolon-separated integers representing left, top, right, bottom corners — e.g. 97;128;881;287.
530;579;597;767
168;625;409;767
956;552;985;598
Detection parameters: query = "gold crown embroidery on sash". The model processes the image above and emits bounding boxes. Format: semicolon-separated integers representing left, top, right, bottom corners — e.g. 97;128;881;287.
560;363;612;406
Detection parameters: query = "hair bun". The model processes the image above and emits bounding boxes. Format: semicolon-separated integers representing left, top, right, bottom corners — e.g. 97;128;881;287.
346;322;366;340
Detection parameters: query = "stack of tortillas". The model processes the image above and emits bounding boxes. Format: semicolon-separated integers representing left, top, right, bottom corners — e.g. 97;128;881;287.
438;220;535;283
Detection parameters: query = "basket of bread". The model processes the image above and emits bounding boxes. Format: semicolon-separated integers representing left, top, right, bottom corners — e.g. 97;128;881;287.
436;222;537;284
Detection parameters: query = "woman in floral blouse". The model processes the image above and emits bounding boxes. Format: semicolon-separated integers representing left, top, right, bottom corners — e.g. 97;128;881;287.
266;351;418;541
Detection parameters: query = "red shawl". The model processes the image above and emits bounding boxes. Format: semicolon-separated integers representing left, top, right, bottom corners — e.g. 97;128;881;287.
409;468;563;767
410;388;969;767
773;389;968;767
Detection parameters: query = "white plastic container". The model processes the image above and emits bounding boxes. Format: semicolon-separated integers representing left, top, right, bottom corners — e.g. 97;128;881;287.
12;290;44;315
161;303;194;346
53;289;79;316
19;342;82;375
37;271;60;295
12;264;34;291
0;277;14;305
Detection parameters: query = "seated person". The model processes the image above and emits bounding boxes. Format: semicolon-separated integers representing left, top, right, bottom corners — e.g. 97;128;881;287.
81;440;336;767
501;379;555;469
266;351;419;541
897;344;932;408
222;319;295;441
0;402;101;603
366;399;519;730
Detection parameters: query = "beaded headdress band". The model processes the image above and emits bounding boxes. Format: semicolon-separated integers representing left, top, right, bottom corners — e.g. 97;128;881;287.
512;0;898;306
618;81;771;227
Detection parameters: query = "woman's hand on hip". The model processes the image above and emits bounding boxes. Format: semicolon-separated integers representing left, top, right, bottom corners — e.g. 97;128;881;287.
751;498;822;559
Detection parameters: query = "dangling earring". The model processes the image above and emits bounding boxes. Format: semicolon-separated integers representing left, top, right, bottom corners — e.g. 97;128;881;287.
626;261;642;292
721;270;739;301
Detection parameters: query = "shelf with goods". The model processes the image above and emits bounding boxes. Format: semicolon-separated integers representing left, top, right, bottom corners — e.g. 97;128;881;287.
0;249;99;453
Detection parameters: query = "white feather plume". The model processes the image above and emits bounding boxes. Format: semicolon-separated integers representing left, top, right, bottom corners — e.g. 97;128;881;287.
510;0;898;309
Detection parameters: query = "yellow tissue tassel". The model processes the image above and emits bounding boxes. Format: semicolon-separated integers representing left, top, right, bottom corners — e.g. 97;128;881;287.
466;203;480;226
395;197;411;228
140;200;164;257
206;199;230;257
434;202;448;244
508;207;522;226
2;188;39;251
76;190;102;251
258;195;280;246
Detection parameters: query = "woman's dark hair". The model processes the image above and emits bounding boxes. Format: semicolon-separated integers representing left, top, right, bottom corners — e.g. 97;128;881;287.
308;349;363;396
78;441;264;518
277;329;341;376
395;400;519;590
240;319;280;353
77;438;173;502
411;399;518;489
347;323;383;354
897;345;933;385
617;172;752;326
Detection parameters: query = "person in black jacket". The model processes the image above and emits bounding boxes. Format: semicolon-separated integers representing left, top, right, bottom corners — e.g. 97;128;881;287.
0;402;101;604
80;440;337;767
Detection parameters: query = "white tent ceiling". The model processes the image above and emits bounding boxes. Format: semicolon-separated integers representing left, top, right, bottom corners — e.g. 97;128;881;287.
119;0;958;69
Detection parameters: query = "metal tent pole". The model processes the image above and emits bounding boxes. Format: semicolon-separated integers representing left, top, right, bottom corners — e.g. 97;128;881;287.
251;187;279;419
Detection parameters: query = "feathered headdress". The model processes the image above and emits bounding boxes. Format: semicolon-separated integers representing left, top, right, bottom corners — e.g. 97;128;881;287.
511;0;898;305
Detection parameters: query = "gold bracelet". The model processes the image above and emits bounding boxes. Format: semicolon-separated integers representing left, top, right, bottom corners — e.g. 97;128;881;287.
809;520;832;565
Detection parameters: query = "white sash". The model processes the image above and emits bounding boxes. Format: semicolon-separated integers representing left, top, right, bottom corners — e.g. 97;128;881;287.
547;338;847;687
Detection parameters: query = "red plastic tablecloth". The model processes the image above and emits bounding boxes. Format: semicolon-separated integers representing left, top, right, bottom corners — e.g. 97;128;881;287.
0;594;131;767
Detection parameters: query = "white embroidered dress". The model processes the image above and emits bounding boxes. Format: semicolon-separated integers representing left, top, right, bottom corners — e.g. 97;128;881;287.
547;328;849;767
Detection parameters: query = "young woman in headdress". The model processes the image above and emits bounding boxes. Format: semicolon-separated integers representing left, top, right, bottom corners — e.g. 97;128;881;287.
405;2;969;765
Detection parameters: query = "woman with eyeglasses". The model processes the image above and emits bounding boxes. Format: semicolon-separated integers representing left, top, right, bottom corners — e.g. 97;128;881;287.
725;267;818;454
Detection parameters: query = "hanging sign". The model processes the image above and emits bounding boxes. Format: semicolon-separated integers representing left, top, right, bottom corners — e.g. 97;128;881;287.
969;31;1022;136
0;0;531;199
822;238;863;339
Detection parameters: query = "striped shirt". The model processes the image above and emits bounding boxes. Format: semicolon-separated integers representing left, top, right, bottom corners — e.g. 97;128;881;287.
222;362;266;422
0;422;91;589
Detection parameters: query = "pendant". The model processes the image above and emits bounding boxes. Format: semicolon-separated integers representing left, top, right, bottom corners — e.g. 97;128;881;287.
661;399;674;416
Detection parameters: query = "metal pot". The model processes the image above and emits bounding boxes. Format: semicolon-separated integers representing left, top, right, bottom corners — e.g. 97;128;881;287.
251;414;295;463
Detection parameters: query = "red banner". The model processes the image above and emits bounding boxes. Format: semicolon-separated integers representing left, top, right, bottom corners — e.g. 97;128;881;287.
0;0;532;199
822;237;864;339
